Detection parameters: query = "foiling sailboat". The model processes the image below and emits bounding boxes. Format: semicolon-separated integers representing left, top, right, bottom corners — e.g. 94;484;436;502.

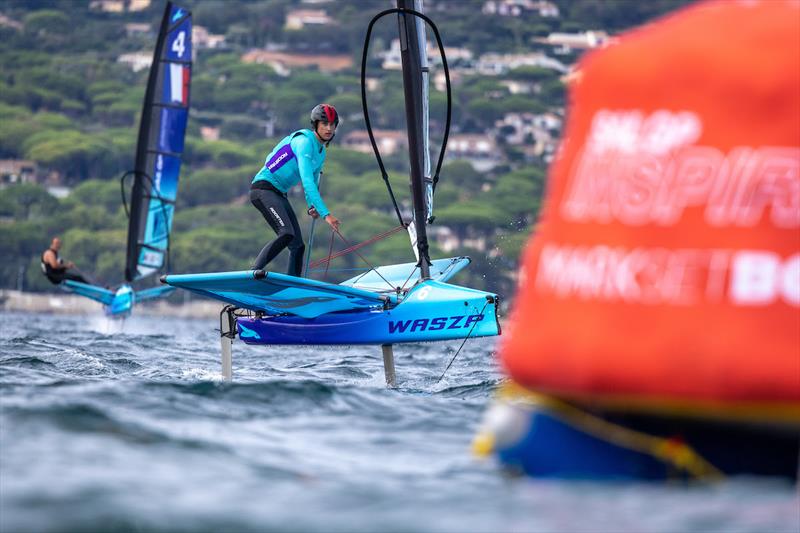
64;2;192;317
162;0;501;384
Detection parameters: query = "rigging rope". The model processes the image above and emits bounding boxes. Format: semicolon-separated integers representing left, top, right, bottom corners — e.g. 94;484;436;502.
360;7;453;226
304;8;453;290
330;227;397;289
302;171;323;277
308;224;406;269
436;298;492;383
400;264;418;291
322;229;336;280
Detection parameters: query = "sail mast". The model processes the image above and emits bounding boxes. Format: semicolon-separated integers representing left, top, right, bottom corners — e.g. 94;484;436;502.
396;0;431;278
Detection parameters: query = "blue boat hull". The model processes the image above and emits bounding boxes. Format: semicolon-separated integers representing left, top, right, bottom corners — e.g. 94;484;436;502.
236;279;500;345
107;285;134;317
497;410;674;480
476;389;800;481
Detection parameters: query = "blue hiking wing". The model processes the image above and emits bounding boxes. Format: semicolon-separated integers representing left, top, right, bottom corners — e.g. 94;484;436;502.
62;281;116;306
162;270;397;318
135;285;176;302
340;256;470;292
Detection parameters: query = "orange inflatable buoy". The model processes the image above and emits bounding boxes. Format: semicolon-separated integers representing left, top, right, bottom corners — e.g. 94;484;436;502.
501;0;800;413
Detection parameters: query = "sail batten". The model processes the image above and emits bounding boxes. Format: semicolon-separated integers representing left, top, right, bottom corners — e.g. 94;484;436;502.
125;2;192;282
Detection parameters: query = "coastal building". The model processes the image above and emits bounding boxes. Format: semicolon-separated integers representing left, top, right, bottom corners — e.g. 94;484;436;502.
341;130;407;156
241;50;352;75
534;31;612;54
128;0;150;11
482;0;559;18
117;52;152;72
0;160;38;186
284;9;332;30
476;52;568;75
200;126;220;142
446;134;501;172
430;225;489;253
124;23;151;37
90;0;150;12
90;0;124;12
496;111;561;141
0;14;22;30
380;39;472;71
499;79;536;95
193;25;226;50
433;69;464;92
495;111;562;162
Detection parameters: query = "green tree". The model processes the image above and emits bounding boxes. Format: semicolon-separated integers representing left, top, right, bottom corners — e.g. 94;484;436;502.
185;138;255;168
23;130;118;182
540;78;565;104
178;166;251;208
490;167;546;227
328;148;378;176
220;117;264;141
270;90;313;128
59;227;127;286
0;183;58;220
439;160;485;196
23;10;70;35
65;179;126;216
0;220;47;289
282;71;336;103
466;99;506;126
436;200;503;242
506;66;560;83
494;230;531;264
326;92;362;122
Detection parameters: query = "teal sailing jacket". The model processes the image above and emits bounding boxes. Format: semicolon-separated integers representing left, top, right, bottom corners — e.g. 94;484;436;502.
252;129;329;217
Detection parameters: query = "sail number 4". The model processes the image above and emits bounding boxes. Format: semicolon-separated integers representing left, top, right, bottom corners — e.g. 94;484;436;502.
172;31;186;58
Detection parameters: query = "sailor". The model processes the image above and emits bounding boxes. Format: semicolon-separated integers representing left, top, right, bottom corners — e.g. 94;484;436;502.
249;103;341;277
41;237;89;285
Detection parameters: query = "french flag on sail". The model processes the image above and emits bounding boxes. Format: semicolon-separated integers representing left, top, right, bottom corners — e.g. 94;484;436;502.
165;63;190;106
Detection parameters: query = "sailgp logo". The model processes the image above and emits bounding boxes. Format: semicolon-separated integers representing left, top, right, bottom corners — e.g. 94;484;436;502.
388;314;484;334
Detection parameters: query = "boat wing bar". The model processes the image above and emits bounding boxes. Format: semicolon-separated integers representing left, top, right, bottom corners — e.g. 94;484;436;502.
62;281;116;307
135;285;176;302
162;270;397;318
340;256;470;292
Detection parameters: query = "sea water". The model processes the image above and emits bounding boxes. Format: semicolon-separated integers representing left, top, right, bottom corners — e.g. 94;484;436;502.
1;311;797;532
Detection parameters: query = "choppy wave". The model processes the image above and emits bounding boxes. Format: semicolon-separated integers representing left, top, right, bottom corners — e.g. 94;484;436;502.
1;311;797;533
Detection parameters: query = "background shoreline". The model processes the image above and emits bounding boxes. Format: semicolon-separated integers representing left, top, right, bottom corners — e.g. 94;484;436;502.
0;289;221;318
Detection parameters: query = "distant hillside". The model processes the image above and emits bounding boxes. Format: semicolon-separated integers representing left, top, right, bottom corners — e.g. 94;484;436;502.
0;0;694;299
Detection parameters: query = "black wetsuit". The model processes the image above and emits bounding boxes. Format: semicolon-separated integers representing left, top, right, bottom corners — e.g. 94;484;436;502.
250;181;305;277
41;249;89;285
